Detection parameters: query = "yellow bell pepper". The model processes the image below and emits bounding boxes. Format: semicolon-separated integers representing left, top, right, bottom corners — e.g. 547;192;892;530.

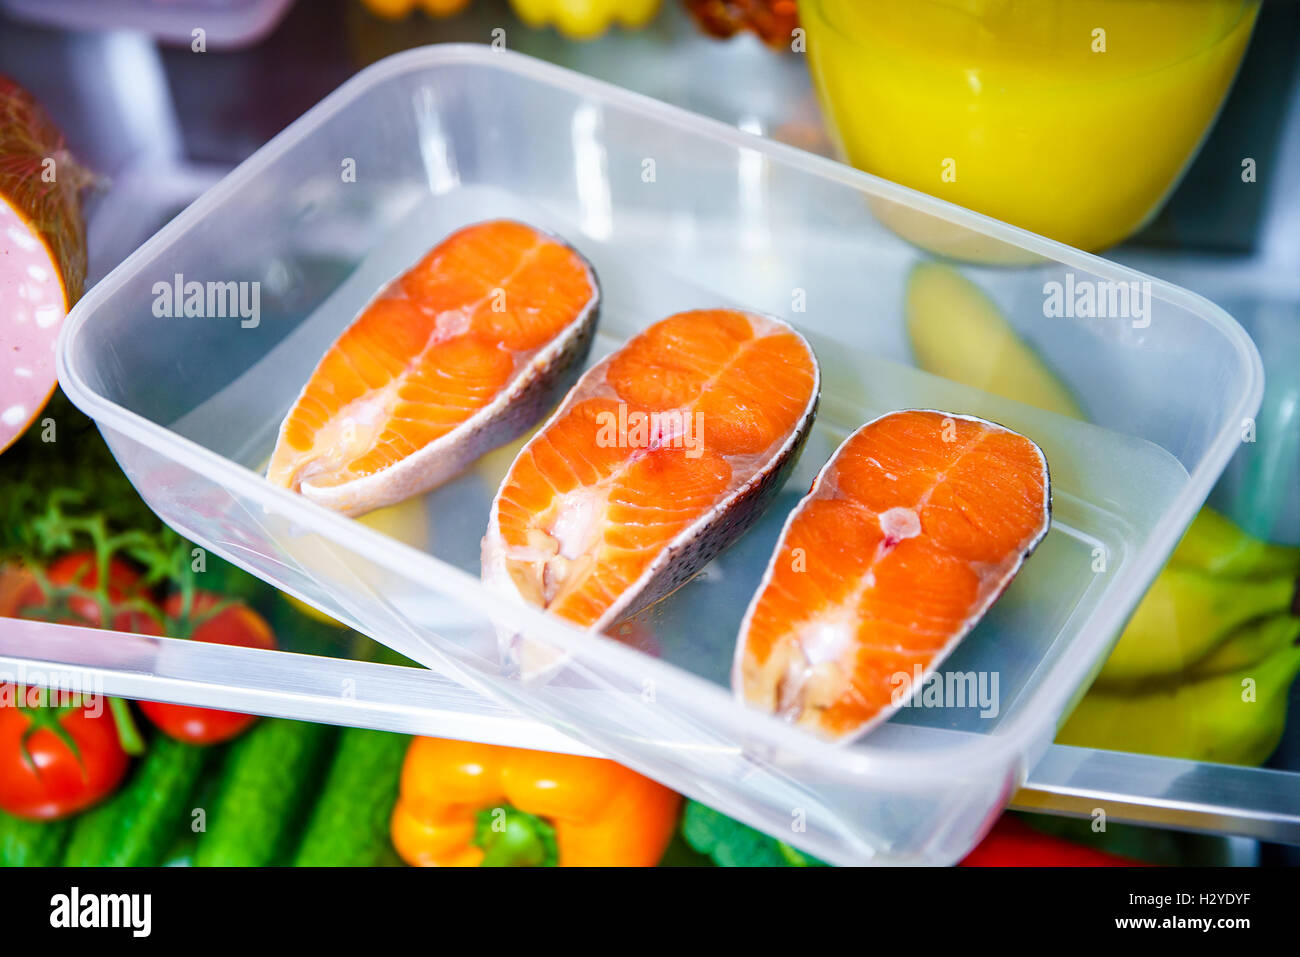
360;0;472;20
390;737;681;866
507;0;662;40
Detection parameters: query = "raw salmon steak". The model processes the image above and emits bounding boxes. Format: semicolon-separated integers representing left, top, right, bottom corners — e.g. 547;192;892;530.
735;409;1051;741
267;220;599;516
483;308;820;641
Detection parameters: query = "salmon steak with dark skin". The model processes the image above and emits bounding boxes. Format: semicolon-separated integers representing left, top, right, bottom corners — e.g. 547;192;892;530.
734;409;1051;741
483;308;821;650
267;219;599;516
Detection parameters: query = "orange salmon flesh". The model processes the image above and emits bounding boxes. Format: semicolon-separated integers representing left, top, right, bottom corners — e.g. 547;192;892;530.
735;409;1051;741
484;309;820;632
267;219;598;515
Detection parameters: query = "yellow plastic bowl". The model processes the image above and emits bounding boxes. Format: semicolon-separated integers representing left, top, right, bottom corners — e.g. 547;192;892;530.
801;0;1259;253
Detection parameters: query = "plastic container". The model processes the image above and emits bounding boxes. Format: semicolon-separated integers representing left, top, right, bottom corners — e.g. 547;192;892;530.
0;0;296;49
56;46;1261;865
800;0;1260;253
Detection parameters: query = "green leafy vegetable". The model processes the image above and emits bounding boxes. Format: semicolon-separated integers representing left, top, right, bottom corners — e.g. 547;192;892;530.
680;800;830;867
0;392;163;559
1;391;269;629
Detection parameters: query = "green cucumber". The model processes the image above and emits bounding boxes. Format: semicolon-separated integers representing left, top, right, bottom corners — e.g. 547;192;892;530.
0;810;71;867
292;727;409;867
160;748;228;867
62;734;208;867
194;718;335;867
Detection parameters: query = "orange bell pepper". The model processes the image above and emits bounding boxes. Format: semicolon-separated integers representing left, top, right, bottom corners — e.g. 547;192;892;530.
391;737;680;866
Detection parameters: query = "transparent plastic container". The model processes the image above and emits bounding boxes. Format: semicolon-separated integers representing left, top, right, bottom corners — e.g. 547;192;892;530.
56;46;1262;865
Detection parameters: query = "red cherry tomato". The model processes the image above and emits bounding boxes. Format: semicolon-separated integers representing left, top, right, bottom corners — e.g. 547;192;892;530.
8;551;160;633
0;684;130;820
137;592;277;745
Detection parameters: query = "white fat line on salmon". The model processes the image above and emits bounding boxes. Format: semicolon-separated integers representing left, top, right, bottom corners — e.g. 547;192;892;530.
502;487;608;607
890;666;1000;718
594;404;704;459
